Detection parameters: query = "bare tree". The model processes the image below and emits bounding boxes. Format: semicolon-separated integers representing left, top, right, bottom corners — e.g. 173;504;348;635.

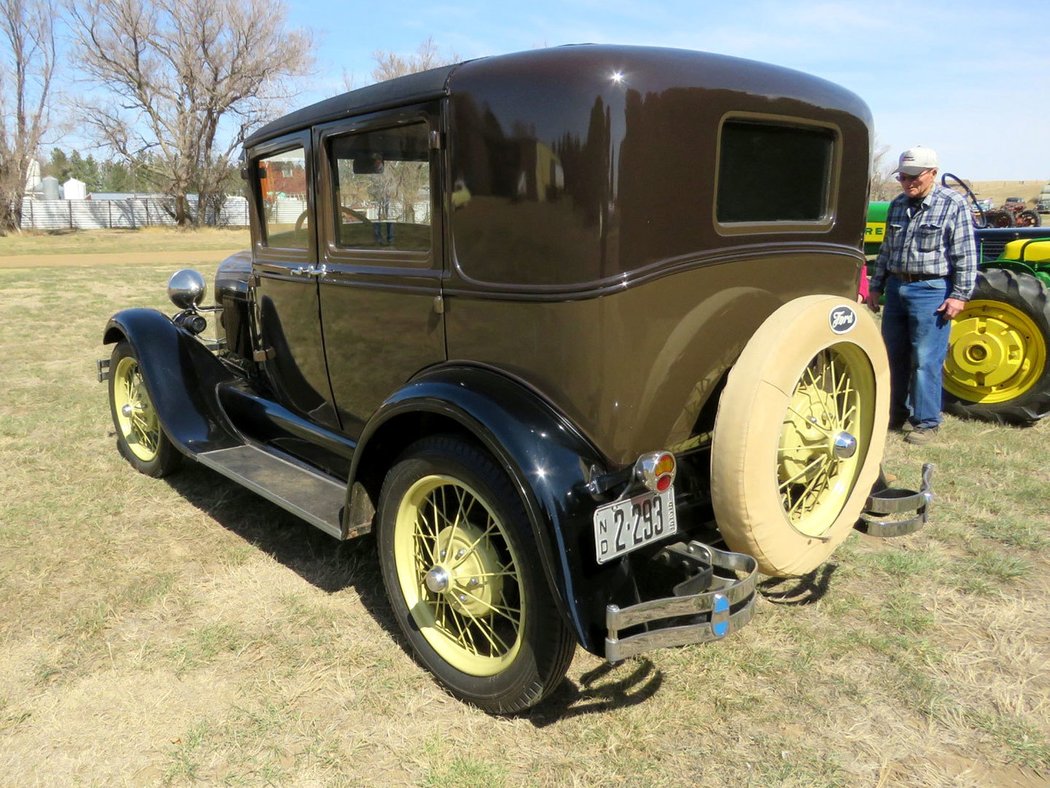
371;37;458;83
364;39;459;223
65;0;313;226
0;0;56;234
869;138;897;201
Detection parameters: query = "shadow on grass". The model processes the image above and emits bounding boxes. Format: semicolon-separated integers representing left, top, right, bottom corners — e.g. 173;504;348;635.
757;563;838;605
164;463;664;720
164;463;388;603
528;659;663;727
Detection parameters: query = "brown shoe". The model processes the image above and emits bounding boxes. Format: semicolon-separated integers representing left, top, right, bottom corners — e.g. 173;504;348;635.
904;426;938;445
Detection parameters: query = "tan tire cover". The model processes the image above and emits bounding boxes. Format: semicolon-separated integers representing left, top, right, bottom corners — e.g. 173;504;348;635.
711;295;889;577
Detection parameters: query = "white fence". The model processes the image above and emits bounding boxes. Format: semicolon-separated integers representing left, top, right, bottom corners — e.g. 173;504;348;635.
19;196;250;230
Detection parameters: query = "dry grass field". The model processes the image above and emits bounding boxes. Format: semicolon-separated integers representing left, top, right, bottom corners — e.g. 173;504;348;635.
969;181;1048;211
0;232;1048;786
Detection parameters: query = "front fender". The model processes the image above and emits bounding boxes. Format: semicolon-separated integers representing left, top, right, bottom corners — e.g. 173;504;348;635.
351;364;637;654
103;308;241;454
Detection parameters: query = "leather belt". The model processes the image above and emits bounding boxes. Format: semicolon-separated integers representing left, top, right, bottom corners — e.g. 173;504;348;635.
892;272;946;283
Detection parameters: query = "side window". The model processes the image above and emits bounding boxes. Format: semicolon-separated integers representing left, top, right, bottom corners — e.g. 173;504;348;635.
329;123;431;252
258;146;309;249
716;120;835;224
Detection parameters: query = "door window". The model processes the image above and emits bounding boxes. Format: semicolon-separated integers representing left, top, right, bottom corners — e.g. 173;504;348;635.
257;146;310;249
328;124;431;253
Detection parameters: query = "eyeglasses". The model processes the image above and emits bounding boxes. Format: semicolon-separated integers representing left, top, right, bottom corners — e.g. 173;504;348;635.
897;170;929;182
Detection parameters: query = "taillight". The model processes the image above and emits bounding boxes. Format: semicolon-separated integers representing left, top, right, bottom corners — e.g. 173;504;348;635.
635;451;676;493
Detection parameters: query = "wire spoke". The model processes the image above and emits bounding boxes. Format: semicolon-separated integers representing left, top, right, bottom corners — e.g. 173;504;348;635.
778;455;825;491
786;455;832;517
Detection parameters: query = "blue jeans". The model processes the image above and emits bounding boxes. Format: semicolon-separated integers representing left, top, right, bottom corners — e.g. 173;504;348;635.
881;276;952;429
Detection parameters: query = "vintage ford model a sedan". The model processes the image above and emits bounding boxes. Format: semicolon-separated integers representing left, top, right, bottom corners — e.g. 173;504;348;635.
99;45;930;713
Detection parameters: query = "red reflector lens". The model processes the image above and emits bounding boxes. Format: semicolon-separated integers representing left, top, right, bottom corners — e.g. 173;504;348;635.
656;474;672;492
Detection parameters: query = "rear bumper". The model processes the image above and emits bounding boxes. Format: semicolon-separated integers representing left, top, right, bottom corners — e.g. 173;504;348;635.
857;463;934;538
604;542;758;663
603;464;934;662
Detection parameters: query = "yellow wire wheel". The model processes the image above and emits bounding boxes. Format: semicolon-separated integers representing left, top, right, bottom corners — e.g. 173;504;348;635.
391;473;525;676
108;341;182;477
711;295;889;577
112;353;162;463
377;436;576;713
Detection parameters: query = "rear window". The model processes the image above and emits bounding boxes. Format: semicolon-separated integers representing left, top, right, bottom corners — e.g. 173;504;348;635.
717;121;834;224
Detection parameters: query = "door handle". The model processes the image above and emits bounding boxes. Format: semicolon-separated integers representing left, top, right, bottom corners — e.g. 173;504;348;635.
290;265;327;278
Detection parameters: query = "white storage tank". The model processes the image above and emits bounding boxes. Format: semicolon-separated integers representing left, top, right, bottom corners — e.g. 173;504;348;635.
41;176;60;200
63;178;87;200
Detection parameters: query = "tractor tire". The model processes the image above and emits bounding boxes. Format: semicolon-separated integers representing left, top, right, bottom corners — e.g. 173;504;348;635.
943;268;1050;425
711;295;889;577
1017;209;1041;228
985;209;1014;228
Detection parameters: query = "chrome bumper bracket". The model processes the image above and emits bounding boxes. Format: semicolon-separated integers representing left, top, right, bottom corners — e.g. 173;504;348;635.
605;542;758;663
856;463;934;538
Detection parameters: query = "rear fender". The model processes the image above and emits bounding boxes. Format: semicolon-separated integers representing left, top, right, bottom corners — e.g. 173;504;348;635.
350;364;631;653
103;308;241;453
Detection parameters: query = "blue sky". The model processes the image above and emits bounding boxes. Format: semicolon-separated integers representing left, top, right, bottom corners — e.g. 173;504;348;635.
280;0;1049;181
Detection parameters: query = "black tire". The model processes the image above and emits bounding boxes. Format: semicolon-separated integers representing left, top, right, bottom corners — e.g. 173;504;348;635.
986;209;1014;228
1017;209;1041;228
943;268;1050;425
108;341;183;477
376;435;576;714
710;296;889;577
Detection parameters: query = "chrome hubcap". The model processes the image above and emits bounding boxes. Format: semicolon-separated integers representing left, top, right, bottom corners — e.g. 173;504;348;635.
832;431;857;459
425;565;451;593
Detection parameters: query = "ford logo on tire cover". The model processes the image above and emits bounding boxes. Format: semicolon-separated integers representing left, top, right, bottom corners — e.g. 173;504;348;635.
829;305;857;334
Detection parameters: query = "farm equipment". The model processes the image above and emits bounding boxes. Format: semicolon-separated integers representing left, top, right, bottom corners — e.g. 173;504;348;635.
998;196;1041;227
866;173;1050;425
1037;184;1050;214
943;236;1050;424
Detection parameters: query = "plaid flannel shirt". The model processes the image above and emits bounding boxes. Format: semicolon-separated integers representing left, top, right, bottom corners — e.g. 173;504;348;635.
870;183;977;301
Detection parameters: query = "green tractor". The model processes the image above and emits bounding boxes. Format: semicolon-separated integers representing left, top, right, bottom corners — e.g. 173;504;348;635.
866;174;1050;425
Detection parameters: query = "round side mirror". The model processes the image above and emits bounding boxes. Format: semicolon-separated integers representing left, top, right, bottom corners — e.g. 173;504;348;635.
168;269;207;310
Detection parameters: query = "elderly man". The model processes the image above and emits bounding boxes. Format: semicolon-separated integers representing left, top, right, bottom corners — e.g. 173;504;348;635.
866;146;977;444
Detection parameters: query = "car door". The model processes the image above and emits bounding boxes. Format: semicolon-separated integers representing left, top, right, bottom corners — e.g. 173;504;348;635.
314;105;446;438
249;132;340;430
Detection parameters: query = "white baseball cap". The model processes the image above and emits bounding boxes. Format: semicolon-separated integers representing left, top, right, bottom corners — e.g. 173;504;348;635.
895;146;939;175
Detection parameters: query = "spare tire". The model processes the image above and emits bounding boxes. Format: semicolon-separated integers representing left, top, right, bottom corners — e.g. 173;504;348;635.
710;295;889;577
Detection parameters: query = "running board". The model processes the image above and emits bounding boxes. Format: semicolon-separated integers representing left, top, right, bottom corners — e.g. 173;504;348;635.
195;445;345;539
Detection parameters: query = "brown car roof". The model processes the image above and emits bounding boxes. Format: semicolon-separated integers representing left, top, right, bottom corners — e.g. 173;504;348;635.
244;63;461;147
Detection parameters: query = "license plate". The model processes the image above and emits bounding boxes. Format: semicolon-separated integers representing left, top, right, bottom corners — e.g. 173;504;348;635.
593;489;677;564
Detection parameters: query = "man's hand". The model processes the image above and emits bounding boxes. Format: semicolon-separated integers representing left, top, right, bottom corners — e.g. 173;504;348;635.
937;297;966;320
865;289;881;314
